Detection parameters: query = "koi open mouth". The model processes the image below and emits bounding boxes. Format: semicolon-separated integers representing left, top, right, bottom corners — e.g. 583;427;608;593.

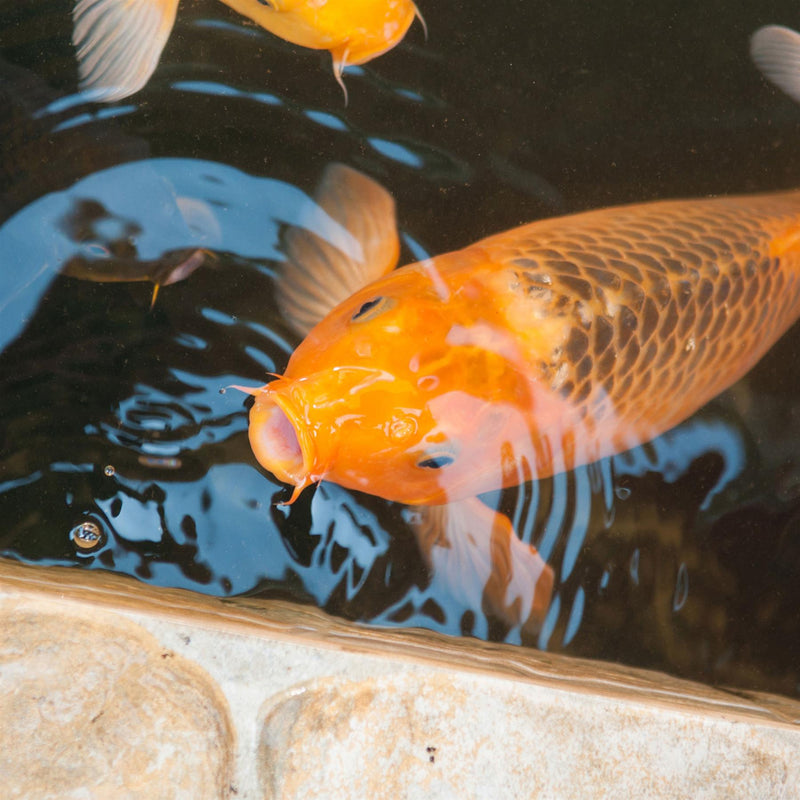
247;391;312;502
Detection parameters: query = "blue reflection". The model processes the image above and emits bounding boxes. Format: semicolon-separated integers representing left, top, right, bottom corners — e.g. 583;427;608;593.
33;93;137;119
192;17;264;38
52;105;137;131
368;137;425;167
201;308;238;326
395;88;425;102
172;80;282;106
174;333;207;350
536;471;569;562
300;483;391;602
244;345;278;370
560;467;591;582
563;585;585;646
537;593;561;649
629;548;640;586
673;563;689;612
304;110;349;131
0;157;312;353
97;492;162;543
0;472;43;494
99;369;248;455
614;417;746;510
92;463;283;593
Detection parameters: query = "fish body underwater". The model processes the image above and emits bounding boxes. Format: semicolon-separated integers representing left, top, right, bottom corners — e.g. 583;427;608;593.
71;0;422;101
244;165;800;634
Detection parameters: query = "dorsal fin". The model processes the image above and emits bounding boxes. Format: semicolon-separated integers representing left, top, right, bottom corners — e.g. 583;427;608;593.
277;164;400;337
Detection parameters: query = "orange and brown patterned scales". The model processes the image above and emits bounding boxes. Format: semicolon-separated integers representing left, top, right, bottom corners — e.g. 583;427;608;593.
468;189;800;476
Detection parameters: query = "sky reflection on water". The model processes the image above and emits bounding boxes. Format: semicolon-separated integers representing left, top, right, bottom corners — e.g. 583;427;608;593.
2;0;800;696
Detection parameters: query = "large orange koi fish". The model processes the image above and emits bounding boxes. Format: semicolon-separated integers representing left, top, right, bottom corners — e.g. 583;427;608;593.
72;0;423;101
241;164;800;634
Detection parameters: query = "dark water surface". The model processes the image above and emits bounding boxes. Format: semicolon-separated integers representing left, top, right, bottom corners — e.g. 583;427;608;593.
3;0;800;696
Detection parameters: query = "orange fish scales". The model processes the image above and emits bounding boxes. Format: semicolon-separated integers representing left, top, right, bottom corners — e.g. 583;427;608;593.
469;190;800;476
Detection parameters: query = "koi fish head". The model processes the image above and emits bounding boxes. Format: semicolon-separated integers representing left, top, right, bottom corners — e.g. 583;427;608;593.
249;262;550;505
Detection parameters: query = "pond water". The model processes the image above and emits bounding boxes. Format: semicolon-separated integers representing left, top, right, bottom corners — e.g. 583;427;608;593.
2;0;800;697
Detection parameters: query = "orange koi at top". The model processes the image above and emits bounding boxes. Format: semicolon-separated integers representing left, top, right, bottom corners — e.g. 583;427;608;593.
238;152;800;634
72;0;424;102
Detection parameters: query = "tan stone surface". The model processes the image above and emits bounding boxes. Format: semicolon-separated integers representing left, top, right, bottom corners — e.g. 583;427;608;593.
0;595;234;800
0;558;793;725
257;673;797;800
2;559;800;799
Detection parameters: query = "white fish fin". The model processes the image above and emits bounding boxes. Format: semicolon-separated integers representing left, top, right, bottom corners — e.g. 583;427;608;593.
72;0;179;101
278;163;400;337
411;497;554;634
751;25;800;104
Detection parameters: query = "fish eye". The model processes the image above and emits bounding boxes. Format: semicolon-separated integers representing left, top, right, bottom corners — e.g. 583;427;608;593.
417;453;455;470
351;296;392;323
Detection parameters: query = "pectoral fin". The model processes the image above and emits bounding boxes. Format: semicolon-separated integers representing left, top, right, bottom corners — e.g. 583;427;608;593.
278;164;400;337
72;0;179;101
411;497;554;634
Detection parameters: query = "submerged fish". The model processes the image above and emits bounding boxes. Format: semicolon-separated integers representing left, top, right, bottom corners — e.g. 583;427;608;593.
242;165;800;633
72;0;424;102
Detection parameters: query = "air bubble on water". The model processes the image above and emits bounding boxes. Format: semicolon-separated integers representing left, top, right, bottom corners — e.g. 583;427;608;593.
103;465;115;477
69;520;106;552
615;485;631;501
